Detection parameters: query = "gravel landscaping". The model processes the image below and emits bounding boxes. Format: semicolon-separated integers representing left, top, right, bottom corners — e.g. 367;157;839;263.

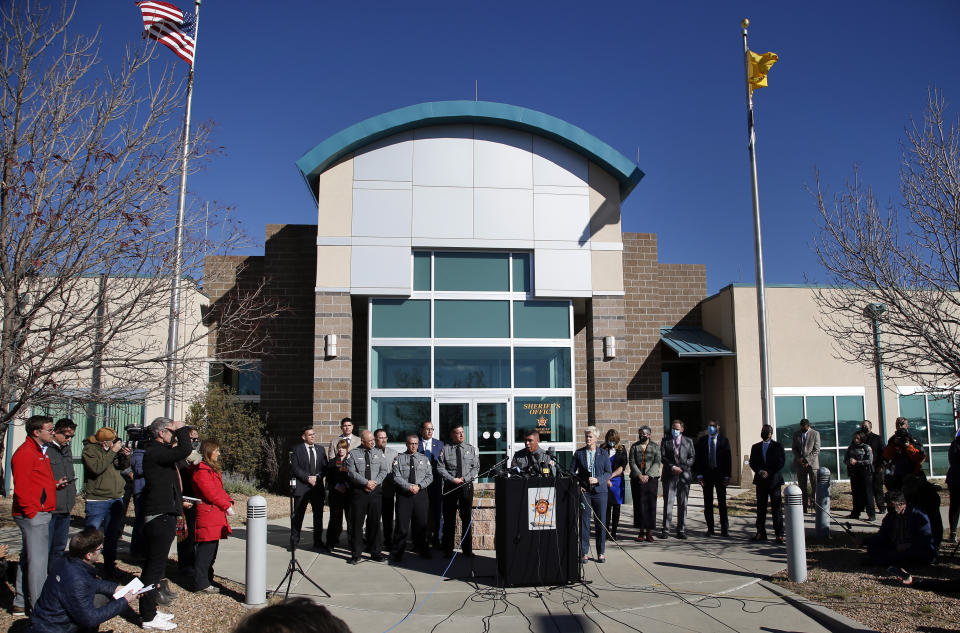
0;492;292;632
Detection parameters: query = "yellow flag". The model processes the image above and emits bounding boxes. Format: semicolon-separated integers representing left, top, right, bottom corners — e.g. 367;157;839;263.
747;50;778;92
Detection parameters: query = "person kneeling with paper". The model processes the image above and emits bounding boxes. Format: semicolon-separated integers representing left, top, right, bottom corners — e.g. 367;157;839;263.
29;527;139;633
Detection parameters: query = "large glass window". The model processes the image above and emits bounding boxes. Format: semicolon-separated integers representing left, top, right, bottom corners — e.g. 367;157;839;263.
774;396;804;444
514;347;571;388
929;395;956;443
434;300;509;338
435;252;509;291
513;301;569;339
806;396;837;446
370;250;575;460
435;347;510;388
836;396;864;445
371;397;431;443
774;393;864;480
413;251;431;291
371;299;430;338
897;392;959;478
515;397;572;443
371;347;430;389
209;361;261;396
512;253;531;293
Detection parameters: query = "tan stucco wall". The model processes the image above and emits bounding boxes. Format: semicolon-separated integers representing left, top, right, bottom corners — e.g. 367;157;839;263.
700;290;744;483
587;163;622;245
721;286;884;479
316;155;354;239
316;246;351;289
591;250;624;294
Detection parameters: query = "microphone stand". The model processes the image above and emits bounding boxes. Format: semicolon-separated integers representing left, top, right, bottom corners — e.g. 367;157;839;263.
440;457;507;588
273;449;330;599
550;455;598;597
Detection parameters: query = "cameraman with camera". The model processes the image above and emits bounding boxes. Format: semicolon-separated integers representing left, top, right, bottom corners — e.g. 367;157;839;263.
883;419;926;491
82;427;131;580
139;417;194;630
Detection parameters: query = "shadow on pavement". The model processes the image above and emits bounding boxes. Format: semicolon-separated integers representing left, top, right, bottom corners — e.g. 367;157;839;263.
531;613;593;633
653;561;768;579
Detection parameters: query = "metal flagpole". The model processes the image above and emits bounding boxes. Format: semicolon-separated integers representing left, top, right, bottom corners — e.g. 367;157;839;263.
163;0;201;419
741;18;773;429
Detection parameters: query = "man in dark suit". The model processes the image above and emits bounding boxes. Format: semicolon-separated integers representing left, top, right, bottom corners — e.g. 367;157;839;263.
573;426;612;562
291;425;328;550
695;419;732;537
417;420;444;548
660;419;696;539
749;424;786;543
860;420;886;515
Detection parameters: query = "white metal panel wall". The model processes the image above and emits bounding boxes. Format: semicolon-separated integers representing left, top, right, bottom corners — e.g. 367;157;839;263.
347;125;611;296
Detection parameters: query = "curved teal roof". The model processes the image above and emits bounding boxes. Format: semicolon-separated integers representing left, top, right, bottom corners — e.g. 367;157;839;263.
296;101;644;203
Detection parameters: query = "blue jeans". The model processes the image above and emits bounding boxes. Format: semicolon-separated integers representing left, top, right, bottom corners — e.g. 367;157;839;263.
84;498;124;567
47;513;71;571
580;490;607;557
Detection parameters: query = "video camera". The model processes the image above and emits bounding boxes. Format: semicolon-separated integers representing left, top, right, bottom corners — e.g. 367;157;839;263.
124;425;149;450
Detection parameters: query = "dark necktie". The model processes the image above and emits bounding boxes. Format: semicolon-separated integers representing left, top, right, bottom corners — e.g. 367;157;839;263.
308;446;316;474
409;455;417;484
455;445;463;478
710;439;716;469
364;450;372;480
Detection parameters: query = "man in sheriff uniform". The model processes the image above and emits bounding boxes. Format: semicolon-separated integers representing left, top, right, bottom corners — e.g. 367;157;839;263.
344;430;391;564
390;434;433;562
374;429;398;553
438;425;480;558
510;428;552;474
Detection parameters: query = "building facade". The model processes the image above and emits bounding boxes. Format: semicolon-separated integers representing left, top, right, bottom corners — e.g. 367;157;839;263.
208;101;707;474
208;101;960;485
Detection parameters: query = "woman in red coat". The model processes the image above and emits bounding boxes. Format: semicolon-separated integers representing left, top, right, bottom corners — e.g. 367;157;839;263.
191;439;234;593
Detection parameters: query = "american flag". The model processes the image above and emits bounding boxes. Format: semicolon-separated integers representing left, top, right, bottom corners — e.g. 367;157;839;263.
135;1;195;65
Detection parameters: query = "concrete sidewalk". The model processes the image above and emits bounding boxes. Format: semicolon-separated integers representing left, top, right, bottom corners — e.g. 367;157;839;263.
210;486;853;633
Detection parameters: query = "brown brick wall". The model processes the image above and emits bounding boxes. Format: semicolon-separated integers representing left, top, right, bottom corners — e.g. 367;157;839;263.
614;233;708;444
204;225;318;443
260;225;318;439
313;291;353;446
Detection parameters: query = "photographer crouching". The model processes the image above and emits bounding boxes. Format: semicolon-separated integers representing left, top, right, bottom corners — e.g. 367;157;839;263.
139;417;194;631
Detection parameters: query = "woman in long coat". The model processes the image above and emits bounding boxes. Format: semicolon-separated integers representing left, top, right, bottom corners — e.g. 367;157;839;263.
191;439;234;593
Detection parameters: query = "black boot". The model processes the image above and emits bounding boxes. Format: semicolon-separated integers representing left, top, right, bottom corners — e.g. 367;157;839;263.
155;579;177;605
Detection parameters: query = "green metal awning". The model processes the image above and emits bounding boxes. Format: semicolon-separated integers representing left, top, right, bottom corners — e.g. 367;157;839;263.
660;327;735;358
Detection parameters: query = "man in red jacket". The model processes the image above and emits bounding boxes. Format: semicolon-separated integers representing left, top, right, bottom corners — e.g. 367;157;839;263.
11;415;66;614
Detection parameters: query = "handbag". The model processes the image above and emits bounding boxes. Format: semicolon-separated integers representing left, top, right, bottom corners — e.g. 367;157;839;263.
175;514;188;542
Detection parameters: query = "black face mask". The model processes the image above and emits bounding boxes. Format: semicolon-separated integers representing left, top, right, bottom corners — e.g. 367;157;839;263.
640;436;649;443
861;426;869;433
761;433;772;441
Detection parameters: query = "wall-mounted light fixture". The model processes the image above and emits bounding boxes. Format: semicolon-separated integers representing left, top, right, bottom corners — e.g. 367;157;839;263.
603;335;616;360
325;334;338;358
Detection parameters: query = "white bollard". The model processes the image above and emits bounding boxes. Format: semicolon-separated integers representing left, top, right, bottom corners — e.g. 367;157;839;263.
815;466;832;541
245;495;268;606
783;483;807;582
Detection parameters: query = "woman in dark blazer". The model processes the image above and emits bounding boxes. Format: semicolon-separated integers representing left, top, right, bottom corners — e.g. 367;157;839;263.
573;426;612;562
324;439;351;552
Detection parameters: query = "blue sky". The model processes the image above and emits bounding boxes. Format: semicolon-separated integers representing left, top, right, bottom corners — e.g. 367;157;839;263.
71;1;960;294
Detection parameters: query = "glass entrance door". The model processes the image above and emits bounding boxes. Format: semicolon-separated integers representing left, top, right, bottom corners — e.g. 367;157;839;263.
434;398;510;482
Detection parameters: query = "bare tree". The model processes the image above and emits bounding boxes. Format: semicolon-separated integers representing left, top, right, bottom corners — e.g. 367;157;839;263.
0;1;274;471
812;89;960;391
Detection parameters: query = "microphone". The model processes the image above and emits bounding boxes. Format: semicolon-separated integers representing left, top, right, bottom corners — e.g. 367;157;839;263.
544;446;556;476
288;449;296;492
